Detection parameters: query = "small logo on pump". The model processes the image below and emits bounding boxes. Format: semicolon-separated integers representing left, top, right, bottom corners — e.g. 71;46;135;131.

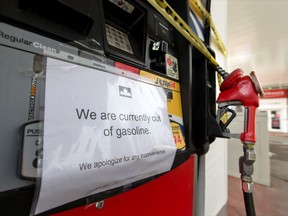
155;77;176;89
119;86;132;98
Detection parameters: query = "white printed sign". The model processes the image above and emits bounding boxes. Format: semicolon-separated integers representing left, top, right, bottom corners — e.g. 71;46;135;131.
34;58;176;214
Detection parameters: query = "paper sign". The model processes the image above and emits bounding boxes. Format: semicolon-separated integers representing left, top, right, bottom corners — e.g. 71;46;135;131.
34;58;176;214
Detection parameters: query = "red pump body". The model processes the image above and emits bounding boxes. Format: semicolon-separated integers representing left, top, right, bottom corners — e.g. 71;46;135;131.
51;156;195;216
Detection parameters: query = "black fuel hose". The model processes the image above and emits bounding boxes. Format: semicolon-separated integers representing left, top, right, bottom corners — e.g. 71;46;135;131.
243;192;256;216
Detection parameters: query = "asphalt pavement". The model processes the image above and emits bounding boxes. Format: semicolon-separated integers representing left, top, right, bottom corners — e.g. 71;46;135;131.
269;132;288;182
222;132;288;216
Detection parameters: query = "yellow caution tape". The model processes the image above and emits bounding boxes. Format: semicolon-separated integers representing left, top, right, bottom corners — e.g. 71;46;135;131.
147;0;219;67
147;0;229;122
189;0;202;18
189;0;227;57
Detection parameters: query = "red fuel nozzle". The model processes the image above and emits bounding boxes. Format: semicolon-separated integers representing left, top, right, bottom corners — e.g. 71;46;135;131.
216;69;264;143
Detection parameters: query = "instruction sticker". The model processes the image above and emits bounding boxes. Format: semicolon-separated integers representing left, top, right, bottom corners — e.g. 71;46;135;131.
34;58;176;214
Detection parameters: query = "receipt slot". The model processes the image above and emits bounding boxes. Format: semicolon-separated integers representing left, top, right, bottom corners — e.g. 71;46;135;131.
0;0;215;215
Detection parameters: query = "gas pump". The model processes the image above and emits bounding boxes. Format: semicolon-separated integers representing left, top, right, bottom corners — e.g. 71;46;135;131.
0;0;263;215
0;0;196;215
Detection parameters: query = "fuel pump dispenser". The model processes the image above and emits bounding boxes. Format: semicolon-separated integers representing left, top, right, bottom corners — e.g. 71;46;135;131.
0;0;194;215
0;0;264;215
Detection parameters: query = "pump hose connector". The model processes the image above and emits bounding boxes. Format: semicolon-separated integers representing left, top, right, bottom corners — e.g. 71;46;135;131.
216;65;229;79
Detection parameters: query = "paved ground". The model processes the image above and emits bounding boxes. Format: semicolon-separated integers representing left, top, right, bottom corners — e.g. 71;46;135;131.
269;132;288;145
269;132;288;182
221;132;288;216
